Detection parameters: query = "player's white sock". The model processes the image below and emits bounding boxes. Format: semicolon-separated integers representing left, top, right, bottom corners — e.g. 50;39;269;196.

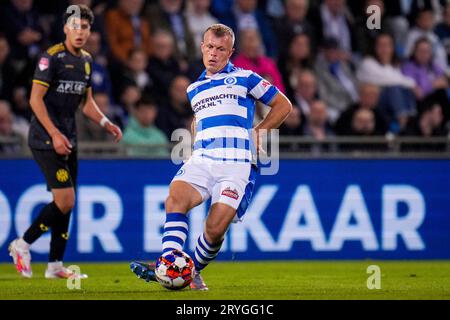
47;261;63;271
162;213;188;253
193;233;222;272
17;238;31;251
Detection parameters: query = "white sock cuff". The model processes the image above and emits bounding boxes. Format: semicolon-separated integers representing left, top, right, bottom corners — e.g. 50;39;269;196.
48;261;63;270
17;238;31;250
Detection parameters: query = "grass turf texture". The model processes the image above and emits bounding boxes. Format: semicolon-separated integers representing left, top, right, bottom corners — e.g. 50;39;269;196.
0;261;449;300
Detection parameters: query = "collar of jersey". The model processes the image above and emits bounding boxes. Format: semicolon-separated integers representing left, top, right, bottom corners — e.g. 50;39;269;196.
198;62;235;81
62;41;83;58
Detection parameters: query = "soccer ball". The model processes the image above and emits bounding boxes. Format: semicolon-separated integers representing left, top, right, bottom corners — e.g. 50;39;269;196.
155;249;195;290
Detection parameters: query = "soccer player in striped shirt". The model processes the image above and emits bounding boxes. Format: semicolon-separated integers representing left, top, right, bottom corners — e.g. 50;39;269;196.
131;24;292;290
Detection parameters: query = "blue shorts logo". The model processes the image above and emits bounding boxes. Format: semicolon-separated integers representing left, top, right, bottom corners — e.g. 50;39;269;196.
176;169;185;176
224;77;237;86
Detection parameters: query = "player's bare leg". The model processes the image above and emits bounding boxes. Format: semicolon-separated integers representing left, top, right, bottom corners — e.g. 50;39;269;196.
165;181;203;213
52;188;75;214
204;203;236;244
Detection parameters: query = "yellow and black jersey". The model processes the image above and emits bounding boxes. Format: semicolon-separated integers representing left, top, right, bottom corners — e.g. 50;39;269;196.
29;42;93;150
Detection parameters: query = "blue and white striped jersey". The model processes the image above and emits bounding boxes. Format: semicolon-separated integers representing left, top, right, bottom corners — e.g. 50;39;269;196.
187;62;279;163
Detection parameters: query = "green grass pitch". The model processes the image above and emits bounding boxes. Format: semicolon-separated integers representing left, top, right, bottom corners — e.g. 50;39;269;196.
0;261;449;300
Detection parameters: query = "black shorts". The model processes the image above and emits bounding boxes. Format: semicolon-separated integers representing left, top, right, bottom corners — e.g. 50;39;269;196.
31;148;78;190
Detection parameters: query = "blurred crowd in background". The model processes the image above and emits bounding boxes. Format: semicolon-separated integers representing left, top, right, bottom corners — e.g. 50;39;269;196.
0;0;449;156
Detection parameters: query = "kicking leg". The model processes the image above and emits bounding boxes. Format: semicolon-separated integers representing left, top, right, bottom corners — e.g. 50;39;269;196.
131;181;203;282
191;202;237;290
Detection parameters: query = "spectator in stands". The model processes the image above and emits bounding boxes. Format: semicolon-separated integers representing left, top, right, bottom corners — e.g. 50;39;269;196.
340;104;388;152
278;32;315;98
345;107;390;152
0;0;44;63
122;96;169;157
279;105;304;136
404;9;448;73
11;86;32;121
233;29;285;93
146;0;196;63
349;108;377;136
292;69;318;117
0;100;27;154
185;0;218;59
216;0;277;57
121;48;155;95
147;30;182;104
279;105;305;152
335;83;387;136
403;102;447;137
303;100;334;140
105;0;152;64
83;31;113;100
0;35;17;101
119;84;142;115
401;102;448;151
354;0;396;56
263;0;285;19
273;0;315;55
77;92;126;142
309;0;357;60
402;37;449;103
156;75;193;138
381;0;411;52
210;0;233;17
434;3;450;62
356;33;417;132
409;0;447;23
315;37;359;123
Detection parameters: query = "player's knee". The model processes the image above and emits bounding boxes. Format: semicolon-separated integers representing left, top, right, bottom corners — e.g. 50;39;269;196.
54;192;75;214
165;195;189;213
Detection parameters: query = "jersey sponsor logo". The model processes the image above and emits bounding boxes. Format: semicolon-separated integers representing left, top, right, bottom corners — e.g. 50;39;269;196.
56;169;69;183
38;57;49;71
221;187;239;200
56;80;88;95
176;169;185;176
192;93;238;113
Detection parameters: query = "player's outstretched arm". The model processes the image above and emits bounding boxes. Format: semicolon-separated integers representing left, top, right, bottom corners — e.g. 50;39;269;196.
29;82;72;155
82;87;122;143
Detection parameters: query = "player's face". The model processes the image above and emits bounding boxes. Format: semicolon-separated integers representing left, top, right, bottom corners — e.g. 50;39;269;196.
64;18;91;50
201;31;234;76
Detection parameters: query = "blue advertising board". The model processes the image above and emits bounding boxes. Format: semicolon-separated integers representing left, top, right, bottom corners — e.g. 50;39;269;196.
0;159;449;262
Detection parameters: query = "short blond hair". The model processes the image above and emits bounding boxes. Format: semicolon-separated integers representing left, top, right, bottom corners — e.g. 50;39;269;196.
203;24;235;47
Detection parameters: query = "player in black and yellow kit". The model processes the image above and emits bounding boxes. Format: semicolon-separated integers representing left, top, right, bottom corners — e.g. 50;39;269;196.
8;5;122;279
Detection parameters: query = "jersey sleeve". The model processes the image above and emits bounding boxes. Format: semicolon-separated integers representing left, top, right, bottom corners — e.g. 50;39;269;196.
32;52;54;88
85;58;93;89
247;72;280;105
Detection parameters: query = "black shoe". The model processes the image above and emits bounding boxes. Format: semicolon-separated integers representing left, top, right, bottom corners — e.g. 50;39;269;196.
130;261;156;282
